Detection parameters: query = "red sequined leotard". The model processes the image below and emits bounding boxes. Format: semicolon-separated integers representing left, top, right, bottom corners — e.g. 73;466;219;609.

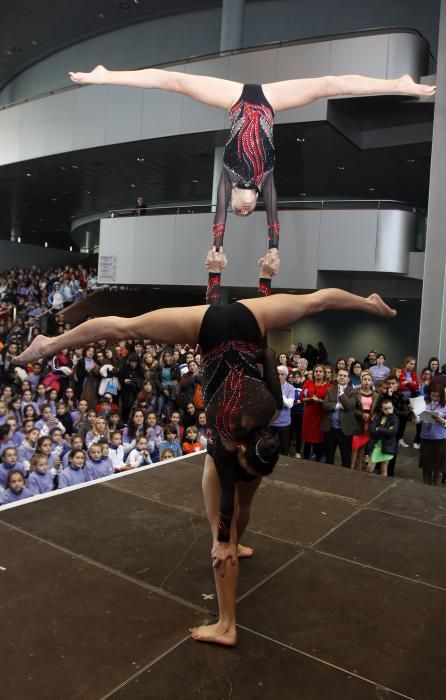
212;84;280;251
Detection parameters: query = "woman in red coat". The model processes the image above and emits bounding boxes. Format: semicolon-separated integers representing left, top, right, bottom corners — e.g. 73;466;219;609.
301;363;331;461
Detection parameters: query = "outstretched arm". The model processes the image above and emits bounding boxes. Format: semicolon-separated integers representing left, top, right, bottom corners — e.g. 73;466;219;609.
263;73;436;112
69;65;242;111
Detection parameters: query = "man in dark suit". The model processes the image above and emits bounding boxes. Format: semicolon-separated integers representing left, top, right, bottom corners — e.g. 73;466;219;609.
321;368;360;467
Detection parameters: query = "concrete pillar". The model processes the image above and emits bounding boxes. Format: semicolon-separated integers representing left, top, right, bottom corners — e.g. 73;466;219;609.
417;0;446;368
220;0;245;52
10;188;21;242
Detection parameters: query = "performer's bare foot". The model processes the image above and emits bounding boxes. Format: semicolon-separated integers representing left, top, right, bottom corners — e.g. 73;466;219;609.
69;64;108;86
189;622;237;646
13;335;52;365
397;74;436;97
366;294;397;318
237;544;254;558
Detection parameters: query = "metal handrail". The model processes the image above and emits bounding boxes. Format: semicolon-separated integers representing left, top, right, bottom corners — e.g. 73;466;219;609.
69;198;421;230
0;25;433;111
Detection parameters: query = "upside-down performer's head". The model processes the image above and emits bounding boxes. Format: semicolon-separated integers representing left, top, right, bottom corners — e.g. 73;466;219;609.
236;428;280;477
231;184;259;217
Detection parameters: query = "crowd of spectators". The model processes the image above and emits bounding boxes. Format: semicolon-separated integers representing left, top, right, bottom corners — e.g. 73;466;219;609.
0;263;445;506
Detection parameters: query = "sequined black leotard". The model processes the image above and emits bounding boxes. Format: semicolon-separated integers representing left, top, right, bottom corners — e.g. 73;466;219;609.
199;303;282;541
212;84;280;251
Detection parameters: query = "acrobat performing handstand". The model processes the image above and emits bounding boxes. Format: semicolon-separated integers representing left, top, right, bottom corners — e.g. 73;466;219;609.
14;257;397;646
68;65;435;262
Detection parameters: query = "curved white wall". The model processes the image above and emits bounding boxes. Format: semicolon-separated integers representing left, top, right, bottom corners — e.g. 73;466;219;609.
0;32;428;168
97;208;416;288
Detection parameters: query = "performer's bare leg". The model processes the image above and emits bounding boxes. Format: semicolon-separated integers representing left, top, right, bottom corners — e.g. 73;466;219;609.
14;289;396;366
236;478;262;558
69;66;435;113
262;73;435;111
240;289;396;338
189;455;238;646
69;65;242;110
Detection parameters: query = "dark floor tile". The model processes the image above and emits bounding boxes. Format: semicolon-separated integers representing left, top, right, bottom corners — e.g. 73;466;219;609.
108;458;206;514
237;550;446;700
248;477;357;545
0;486;298;612
317;508;446;588
0;522;203;700
370;479;446;526
108;629;404;700
272;457;392;503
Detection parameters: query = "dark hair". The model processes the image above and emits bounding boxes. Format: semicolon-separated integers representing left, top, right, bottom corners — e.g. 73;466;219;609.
6;469;25;488
164;423;177;435
427;356;440;374
69;449;85;463
243;430;280;477
427;383;446;406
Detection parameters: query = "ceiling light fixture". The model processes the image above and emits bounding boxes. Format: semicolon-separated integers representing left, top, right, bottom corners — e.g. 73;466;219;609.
130;183;136;188
71;164;80;169
136;155;145;162
26;172;32;177
406;158;416;164
192;178;199;183
44;241;48;248
336;165;345;171
296;137;306;143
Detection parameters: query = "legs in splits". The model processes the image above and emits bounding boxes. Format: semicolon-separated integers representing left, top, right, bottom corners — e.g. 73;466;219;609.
15;289;396;367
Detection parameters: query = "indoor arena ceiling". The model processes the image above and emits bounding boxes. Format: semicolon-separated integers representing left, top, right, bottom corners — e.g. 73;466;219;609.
0;0;224;92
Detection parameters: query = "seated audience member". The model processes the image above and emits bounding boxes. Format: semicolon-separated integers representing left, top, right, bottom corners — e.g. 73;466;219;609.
36;435;58;472
0;447;26;488
159;424;182;459
17;426;39;472
197;411;207;448
368;399;399;477
126;435;153;469
58;449;87;489
85;415;110;448
108;430;127;471
160;447;175;461
27;454;54;495
62;435;85;467
122;408;146;455
145;410;163;460
107;409;124;432
49;426;70;460
322;368;360;468
0;470;33;505
182;425;205;455
85;442;114;481
5;416;25;447
56;401;73;434
169;410;184;443
35;404;66;437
